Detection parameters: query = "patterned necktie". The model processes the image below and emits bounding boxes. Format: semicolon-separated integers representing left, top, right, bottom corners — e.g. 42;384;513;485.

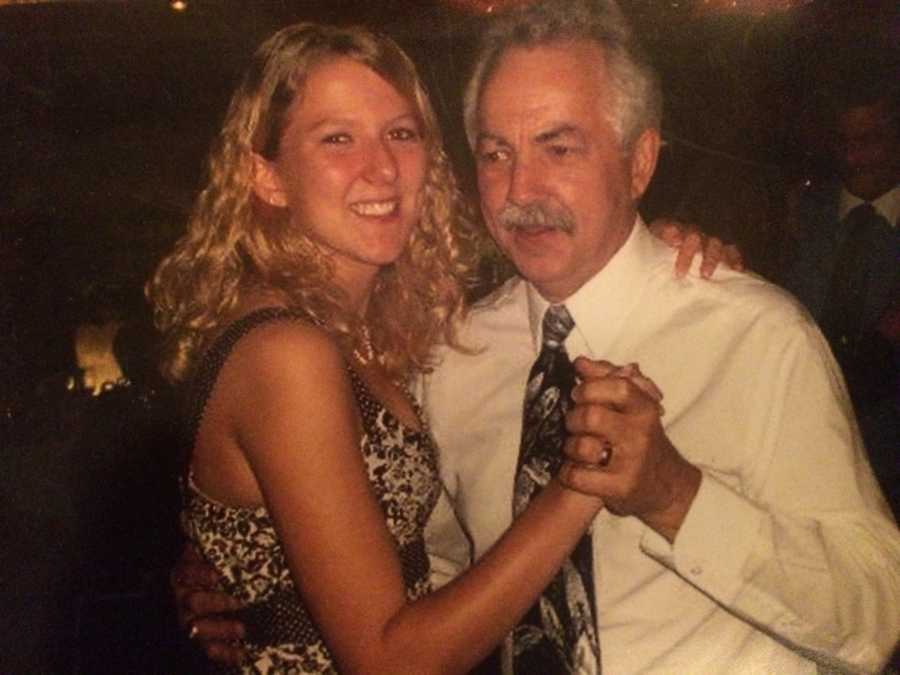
513;304;600;674
821;202;888;356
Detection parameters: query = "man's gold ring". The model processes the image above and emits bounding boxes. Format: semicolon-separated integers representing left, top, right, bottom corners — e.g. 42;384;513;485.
598;443;613;467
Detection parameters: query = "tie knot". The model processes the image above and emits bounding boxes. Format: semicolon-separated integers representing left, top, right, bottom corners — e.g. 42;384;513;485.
542;305;574;348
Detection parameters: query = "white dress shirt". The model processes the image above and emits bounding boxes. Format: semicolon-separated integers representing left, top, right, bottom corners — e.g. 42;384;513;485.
422;220;900;674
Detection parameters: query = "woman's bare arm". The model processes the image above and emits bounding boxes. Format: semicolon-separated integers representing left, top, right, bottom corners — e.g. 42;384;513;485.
216;322;602;675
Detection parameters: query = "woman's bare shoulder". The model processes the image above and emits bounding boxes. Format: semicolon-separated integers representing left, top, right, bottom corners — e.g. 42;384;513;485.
224;312;343;382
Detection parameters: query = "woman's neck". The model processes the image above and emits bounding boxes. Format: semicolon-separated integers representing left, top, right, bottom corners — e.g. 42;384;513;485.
334;268;379;319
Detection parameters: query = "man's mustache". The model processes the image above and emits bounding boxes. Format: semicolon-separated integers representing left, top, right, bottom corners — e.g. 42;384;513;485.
497;201;575;234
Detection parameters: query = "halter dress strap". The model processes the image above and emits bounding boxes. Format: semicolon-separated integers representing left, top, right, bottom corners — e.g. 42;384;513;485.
185;307;304;447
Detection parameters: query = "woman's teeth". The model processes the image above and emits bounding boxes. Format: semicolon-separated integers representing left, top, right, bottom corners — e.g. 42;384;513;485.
351;200;396;216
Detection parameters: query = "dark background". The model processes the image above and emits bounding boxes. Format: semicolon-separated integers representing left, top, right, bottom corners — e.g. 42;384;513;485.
3;0;899;399
1;1;898;672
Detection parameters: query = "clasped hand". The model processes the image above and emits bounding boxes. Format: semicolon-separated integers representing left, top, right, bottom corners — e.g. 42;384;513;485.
559;357;701;543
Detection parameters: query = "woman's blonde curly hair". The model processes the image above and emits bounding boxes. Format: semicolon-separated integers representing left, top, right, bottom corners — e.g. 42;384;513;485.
147;22;480;384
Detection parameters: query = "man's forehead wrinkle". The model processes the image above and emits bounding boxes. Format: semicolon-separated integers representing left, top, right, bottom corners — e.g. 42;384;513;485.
478;56;606;145
479;92;586;144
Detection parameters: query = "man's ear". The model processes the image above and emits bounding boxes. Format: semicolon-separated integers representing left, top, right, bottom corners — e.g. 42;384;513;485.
251;153;288;208
629;128;660;201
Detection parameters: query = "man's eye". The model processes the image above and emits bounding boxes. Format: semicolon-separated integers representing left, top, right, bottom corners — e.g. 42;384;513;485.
549;145;574;157
323;133;351;145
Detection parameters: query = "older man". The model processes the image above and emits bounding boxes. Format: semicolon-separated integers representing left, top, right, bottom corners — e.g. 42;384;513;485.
423;1;900;673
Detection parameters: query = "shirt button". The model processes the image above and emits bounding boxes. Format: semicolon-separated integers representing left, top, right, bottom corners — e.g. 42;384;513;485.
690;566;703;576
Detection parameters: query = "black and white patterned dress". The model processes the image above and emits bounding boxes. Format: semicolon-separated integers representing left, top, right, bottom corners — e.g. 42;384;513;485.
181;308;440;674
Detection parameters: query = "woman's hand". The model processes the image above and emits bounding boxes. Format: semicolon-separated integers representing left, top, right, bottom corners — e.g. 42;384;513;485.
648;218;745;278
571;357;663;415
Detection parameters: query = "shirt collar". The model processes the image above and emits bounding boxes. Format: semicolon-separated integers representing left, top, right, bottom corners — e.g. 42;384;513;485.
525;215;655;355
838;184;900;228
526;283;550;352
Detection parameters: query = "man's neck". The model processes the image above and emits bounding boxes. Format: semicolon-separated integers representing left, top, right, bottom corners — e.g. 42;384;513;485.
532;216;638;303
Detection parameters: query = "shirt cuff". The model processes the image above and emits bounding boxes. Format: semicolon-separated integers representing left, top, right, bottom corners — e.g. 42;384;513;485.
641;471;764;603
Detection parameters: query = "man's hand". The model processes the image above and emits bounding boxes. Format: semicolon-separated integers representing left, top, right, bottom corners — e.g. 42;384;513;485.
649;218;745;278
172;544;247;666
576;359;665;415
560;357;701;542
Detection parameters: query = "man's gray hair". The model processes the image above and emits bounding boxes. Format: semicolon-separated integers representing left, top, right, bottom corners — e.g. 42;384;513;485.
463;0;662;152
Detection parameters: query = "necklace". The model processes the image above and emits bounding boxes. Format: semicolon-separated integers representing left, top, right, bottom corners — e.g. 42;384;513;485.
353;323;376;365
396;375;430;436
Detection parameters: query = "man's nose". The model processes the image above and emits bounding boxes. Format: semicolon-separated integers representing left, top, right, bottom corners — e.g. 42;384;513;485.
365;139;399;183
507;155;540;203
